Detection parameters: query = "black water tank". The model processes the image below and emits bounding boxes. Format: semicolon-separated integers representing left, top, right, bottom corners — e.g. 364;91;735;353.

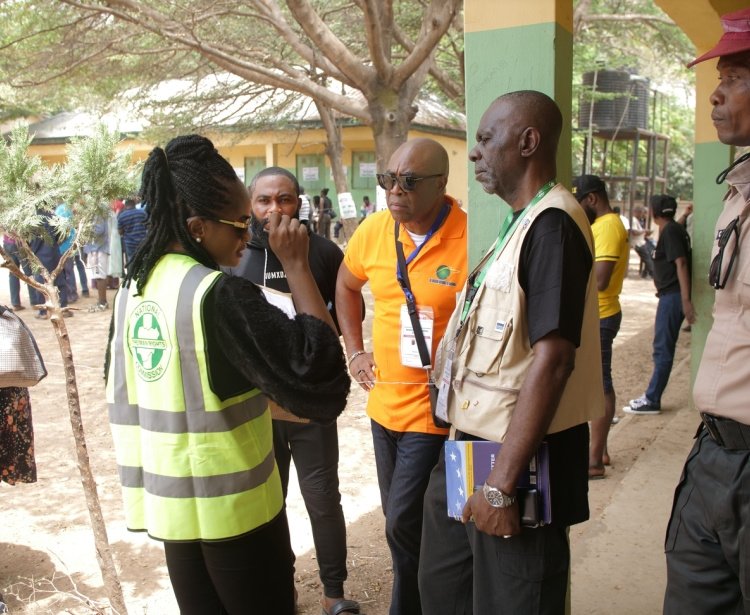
579;70;649;130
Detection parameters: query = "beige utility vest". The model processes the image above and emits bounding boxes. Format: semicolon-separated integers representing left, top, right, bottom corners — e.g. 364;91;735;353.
437;185;604;442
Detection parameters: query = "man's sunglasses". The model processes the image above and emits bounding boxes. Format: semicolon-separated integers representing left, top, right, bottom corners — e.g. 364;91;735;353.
376;172;443;192
709;215;741;290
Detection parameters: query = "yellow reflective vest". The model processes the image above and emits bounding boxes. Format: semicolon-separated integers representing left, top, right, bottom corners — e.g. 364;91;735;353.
106;254;283;541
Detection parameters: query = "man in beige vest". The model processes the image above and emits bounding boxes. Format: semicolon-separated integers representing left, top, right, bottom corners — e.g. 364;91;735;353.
418;91;603;614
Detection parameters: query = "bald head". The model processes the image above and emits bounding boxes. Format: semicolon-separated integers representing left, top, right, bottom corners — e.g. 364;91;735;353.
390;138;449;177
382;137;450;233
498;91;562;158
470;90;562;207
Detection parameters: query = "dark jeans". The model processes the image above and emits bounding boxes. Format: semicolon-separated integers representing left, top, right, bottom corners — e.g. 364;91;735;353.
371;419;445;615
664;428;750;614
28;271;67;312
62;257;78;301
273;419;347;598
645;291;684;406
635;241;655;278
164;511;295;615
600;311;622;394
419;450;570;615
3;241;32;307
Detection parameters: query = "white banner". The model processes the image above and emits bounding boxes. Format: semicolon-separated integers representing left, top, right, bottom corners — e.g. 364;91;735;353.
359;162;377;178
376;186;388;211
337;192;358;219
302;167;319;182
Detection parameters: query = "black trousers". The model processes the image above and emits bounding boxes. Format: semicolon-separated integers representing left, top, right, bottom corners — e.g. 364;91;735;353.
664;428;750;614
274;419;348;598
164;511;295;615
419;449;570;615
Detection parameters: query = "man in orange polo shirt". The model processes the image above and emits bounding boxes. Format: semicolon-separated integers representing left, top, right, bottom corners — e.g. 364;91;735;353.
336;138;468;615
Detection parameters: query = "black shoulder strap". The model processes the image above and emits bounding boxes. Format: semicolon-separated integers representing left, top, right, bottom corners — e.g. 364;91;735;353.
395;222;432;368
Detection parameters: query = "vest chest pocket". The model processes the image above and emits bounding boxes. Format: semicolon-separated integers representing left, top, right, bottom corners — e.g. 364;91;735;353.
462;311;514;376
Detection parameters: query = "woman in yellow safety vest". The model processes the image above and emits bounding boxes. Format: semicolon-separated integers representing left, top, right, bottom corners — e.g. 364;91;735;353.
106;135;350;614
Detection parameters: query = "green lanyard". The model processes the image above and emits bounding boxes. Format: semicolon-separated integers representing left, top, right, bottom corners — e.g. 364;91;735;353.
459;180;556;324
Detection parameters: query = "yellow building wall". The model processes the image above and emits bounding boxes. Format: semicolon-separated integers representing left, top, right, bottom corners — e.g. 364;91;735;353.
28;127;468;206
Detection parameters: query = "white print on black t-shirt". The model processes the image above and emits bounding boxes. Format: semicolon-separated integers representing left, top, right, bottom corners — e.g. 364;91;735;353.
265;271;287;280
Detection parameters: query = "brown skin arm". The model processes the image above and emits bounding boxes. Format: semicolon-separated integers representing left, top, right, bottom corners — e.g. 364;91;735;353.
675;256;696;324
461;332;576;536
336;262;376;391
595;260;616;292
267;212;336;332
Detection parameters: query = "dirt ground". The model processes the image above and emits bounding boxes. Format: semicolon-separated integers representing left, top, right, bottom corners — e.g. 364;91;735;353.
0;253;691;615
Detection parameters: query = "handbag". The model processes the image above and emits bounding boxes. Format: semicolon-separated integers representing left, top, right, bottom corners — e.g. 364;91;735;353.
0;305;48;387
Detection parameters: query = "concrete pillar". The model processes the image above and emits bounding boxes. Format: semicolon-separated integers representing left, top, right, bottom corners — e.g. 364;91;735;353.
464;0;574;265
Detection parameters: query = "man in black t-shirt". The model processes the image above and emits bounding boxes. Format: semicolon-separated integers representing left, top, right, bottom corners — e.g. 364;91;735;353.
228;167;361;615
625;195;695;415
419;91;601;615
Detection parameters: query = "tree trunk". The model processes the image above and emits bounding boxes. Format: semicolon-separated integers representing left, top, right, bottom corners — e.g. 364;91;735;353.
368;96;415;171
51;310;129;615
315;99;358;243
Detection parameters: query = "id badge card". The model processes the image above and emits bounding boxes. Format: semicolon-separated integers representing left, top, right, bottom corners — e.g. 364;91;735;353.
435;346;454;422
400;304;434;368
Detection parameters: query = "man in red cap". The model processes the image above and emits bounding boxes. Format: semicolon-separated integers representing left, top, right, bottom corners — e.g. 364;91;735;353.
664;8;750;614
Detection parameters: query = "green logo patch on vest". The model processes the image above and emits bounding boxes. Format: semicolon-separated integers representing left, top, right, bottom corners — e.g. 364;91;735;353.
129;301;171;382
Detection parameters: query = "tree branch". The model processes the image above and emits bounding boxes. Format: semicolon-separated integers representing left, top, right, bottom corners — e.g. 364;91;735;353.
580;13;675;27
392;23;462;103
392;0;460;88
285;0;372;90
60;0;370;120
361;0;392;80
248;0;349;84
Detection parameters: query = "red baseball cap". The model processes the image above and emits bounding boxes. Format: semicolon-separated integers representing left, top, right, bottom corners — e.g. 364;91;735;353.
688;8;750;68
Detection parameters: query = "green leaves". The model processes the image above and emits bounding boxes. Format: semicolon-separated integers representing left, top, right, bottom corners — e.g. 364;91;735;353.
0;123;139;246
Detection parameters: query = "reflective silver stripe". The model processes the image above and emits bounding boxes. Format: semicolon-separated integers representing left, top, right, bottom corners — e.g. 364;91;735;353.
112;286;131;406
118;448;276;498
110;262;266;433
108;393;267;432
177;264;214;413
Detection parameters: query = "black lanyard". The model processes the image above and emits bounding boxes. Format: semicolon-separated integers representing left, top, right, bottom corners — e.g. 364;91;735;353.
394;202;451;367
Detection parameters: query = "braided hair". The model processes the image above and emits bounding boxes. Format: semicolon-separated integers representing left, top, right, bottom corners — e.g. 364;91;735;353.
124;135;239;294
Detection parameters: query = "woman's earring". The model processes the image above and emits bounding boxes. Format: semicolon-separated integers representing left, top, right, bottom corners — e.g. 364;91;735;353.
194;237;201;243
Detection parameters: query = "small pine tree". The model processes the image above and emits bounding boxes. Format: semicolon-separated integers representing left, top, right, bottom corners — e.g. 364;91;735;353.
0;124;139;615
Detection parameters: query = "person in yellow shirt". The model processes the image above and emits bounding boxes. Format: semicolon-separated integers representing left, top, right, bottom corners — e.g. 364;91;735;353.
336;138;468;615
573;174;629;479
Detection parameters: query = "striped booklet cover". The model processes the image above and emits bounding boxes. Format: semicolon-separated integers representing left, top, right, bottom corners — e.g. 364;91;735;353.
444;440;551;525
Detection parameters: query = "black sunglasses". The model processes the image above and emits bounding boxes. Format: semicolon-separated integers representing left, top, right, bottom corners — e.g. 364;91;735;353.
376;172;443;192
709;215;741;290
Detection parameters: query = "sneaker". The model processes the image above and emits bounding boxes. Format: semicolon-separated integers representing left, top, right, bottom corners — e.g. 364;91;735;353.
88;302;109;313
82;290;90;297
624;395;661;415
11;304;25;311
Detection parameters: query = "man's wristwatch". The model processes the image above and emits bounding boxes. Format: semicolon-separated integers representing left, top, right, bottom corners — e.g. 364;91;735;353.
482;482;516;508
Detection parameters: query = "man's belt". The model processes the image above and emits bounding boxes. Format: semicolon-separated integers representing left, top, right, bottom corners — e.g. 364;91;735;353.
700;412;750;451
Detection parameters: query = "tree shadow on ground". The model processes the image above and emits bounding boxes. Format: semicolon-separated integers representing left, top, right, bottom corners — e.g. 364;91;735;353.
0;543;107;613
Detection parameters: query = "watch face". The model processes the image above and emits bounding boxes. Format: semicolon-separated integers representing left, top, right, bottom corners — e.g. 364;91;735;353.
483;484;515;508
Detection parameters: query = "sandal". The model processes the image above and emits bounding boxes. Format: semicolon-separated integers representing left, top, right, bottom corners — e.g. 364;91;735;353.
322;598;361;615
588;465;606;480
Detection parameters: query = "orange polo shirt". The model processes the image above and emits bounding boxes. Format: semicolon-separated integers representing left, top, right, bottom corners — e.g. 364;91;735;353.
343;197;468;434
